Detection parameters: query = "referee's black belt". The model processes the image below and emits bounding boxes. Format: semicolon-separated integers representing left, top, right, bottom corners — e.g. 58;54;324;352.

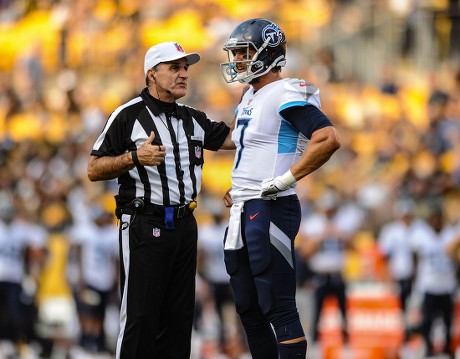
144;202;194;218
117;199;194;219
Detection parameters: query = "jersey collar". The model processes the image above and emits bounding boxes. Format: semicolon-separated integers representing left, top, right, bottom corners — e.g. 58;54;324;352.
140;87;180;118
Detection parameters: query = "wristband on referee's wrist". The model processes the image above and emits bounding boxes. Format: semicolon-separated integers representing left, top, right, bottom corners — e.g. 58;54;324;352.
131;150;141;166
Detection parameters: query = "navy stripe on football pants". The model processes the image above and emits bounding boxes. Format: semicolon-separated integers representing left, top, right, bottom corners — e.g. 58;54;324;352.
224;195;304;359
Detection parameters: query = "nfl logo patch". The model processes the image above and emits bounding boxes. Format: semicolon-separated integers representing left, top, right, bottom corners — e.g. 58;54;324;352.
174;43;185;53
153;228;161;237
194;146;202;159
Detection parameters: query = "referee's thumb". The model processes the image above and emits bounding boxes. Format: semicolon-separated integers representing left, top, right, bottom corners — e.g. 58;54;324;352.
144;131;155;144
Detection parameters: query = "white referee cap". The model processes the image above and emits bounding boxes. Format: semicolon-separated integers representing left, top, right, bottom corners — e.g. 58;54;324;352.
144;42;201;75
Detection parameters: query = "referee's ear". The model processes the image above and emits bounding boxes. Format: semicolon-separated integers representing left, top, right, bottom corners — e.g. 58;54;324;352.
145;67;157;86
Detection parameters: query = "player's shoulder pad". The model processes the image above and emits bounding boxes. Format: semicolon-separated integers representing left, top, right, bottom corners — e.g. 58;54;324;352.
285;78;319;97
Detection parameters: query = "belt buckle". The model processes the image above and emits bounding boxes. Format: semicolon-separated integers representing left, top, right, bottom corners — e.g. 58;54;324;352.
176;205;186;218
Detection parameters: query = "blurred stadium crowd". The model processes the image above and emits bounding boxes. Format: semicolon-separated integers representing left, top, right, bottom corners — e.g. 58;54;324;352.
0;0;460;358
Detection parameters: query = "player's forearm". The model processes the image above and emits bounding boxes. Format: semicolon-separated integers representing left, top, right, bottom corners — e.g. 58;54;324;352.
291;126;340;180
87;153;135;181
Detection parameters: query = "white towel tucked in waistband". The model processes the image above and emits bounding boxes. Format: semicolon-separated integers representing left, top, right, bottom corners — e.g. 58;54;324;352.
224;202;244;250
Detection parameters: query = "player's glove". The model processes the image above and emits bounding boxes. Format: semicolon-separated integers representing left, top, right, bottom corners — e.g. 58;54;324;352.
260;170;297;200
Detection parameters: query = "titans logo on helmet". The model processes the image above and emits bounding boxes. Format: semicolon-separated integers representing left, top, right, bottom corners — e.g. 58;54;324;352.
262;24;283;47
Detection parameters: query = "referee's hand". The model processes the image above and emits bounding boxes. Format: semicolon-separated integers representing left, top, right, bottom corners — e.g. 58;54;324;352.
137;131;166;166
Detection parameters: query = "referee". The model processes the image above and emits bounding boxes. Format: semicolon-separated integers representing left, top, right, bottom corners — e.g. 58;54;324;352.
87;41;234;359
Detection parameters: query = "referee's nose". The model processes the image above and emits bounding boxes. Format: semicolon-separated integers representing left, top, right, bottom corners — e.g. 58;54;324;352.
178;65;189;79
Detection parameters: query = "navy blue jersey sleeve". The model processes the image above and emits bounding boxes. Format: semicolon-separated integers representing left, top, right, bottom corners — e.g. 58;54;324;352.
280;105;332;139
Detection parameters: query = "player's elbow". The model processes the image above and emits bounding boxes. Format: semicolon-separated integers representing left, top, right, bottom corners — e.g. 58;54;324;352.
329;133;341;153
323;126;341;154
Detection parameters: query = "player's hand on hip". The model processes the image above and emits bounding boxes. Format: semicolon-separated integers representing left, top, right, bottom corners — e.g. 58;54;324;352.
260;171;297;200
137;131;166;166
261;178;286;200
223;188;233;207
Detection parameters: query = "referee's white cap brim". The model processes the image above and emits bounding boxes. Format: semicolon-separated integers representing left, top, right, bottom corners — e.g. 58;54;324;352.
144;42;201;75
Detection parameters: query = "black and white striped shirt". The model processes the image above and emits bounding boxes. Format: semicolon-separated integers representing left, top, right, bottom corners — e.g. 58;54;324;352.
91;88;230;206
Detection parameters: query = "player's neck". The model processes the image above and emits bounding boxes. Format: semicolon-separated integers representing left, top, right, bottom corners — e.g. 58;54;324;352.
251;72;283;92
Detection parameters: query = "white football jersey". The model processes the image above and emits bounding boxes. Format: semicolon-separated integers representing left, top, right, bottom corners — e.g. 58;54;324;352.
300;212;350;273
377;219;427;280
69;221;119;291
0;219;47;283
230;78;321;202
198;221;230;283
411;224;457;294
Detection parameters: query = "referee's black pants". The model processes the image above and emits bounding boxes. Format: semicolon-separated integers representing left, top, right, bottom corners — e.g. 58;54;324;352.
116;211;198;359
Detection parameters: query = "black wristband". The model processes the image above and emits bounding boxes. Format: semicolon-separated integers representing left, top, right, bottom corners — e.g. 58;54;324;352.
131;150;141;166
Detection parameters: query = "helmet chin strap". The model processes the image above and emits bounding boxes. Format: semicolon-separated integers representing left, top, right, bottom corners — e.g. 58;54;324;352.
237;55;286;84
